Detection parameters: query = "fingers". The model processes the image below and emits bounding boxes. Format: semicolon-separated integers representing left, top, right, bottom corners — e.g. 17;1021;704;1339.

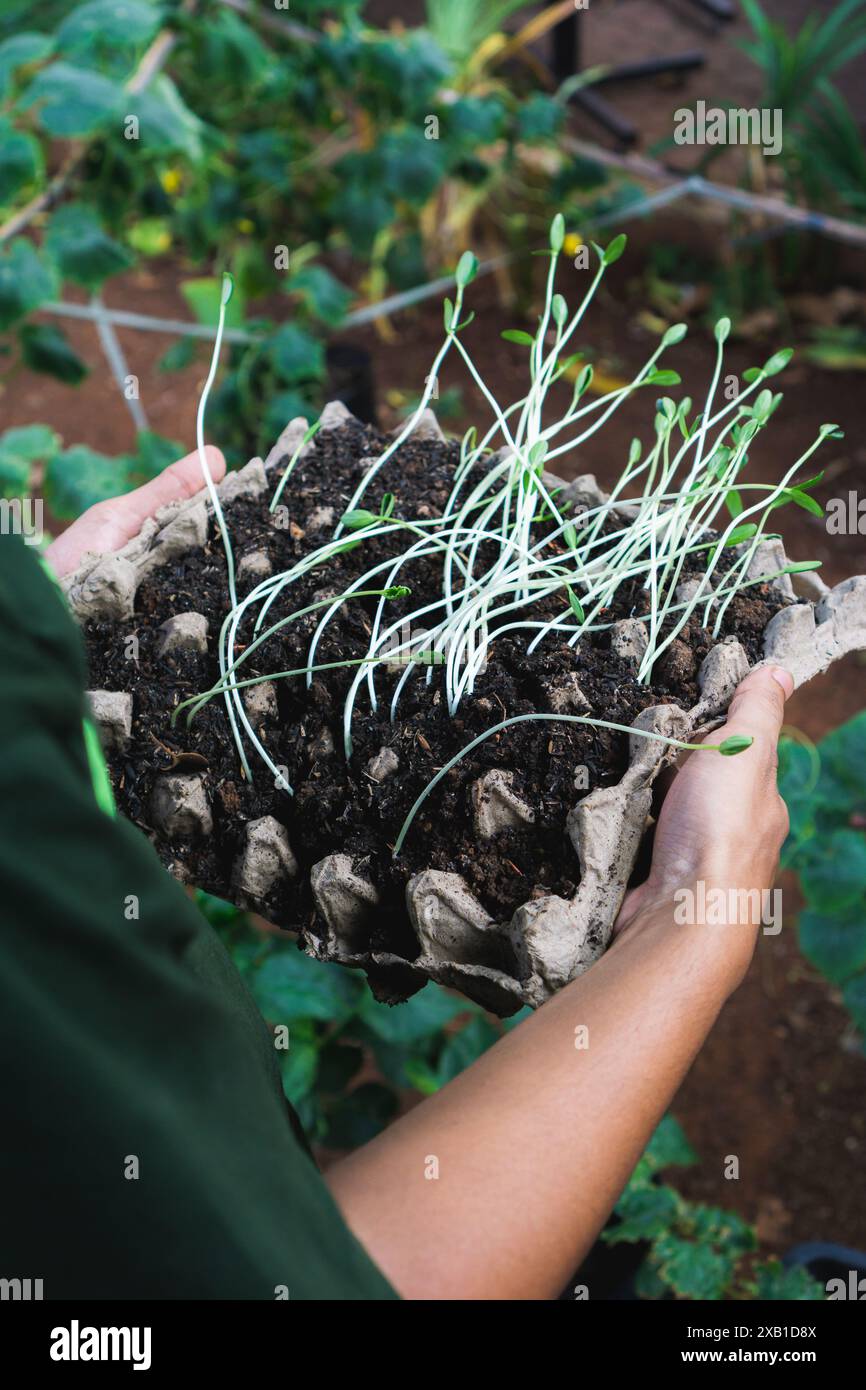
723;665;793;775
627;664;794;911
118;446;226;535
726;664;793;736
45;447;226;578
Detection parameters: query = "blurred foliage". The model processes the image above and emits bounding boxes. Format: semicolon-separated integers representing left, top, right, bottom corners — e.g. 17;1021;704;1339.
0;0;614;505
200;890;823;1299
779;712;866;1046
605;1115;823;1300
644;0;866;320
723;0;866;315
739;0;866;217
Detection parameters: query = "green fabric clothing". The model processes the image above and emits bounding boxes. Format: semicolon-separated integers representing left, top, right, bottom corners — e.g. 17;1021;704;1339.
0;535;397;1301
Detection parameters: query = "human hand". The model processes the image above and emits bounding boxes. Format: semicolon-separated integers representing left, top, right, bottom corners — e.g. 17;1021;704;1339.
45;446;226;579
614;665;794;986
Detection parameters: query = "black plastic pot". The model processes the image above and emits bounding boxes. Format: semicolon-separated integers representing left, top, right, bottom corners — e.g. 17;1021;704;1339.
784;1241;866;1295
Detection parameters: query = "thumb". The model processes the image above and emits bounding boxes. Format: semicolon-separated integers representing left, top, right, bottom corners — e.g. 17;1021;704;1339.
723;665;793;759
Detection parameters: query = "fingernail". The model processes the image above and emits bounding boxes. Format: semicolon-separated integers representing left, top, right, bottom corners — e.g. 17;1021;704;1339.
768;665;794;698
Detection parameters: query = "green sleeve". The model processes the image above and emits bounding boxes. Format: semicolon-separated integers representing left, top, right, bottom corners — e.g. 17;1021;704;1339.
0;536;397;1301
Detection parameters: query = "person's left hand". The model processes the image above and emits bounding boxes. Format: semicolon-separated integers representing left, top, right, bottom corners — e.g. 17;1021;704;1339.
45;446;226;578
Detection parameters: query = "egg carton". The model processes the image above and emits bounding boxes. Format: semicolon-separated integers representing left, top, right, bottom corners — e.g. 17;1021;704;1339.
63;404;866;1016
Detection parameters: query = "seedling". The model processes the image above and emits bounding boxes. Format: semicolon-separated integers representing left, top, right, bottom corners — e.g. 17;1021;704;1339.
191;218;832;817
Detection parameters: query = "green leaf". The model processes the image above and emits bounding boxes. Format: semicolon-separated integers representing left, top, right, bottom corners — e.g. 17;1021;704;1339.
688;1203;755;1255
501;328;535;345
719;735;754;756
57;0;160;58
330;180;392;256
436;1016;500;1084
46;203;132;289
22;61;121;136
0;424;59;499
644;1115;699;1173
608;1182;681;1243
402;1056;442;1095
125;216;171;257
131;75;205;161
157;337;197;373
567;588;585;623
286;265;351;328
800;827;866;911
181;276;246;329
279;1036;319;1105
515;92;562;142
603;232;627;265
360;982;468;1046
661;322;688;346
815;711;866;803
0;33;54;102
763;347;793;375
269;323;325;384
644;368;681;386
0;120;42;203
549;212;565;252
251;947;365;1025
799;905;866;984
341;508;379;531
725;488;743;518
19;323;88;384
195;889;246;934
789;488;824;518
778;737;823;853
0;239;57;330
724;523;758;547
324;1082;398;1148
653;1232;735;1300
44;445;130;517
455;250;479;288
264;389;314;442
751;1258;824;1301
129;430;183;482
714;316;731;343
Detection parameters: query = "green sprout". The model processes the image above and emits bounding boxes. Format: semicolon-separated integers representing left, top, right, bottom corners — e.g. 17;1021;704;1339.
189;219;829;821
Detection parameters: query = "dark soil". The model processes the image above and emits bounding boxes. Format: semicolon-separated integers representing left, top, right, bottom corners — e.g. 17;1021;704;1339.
84;418;785;953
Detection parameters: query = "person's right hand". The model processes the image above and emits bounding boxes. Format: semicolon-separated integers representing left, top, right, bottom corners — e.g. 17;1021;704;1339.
614;665;793;989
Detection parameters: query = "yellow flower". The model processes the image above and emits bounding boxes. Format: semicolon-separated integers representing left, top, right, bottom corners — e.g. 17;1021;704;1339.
160;167;182;195
236;218;255;234
563;232;583;258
